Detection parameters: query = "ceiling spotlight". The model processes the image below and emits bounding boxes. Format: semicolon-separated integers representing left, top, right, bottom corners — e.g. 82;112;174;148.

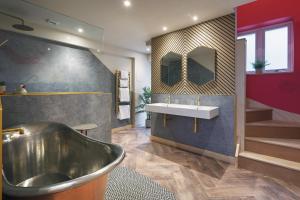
162;26;168;31
146;47;150;52
77;28;84;33
47;47;51;51
192;15;198;21
123;0;131;7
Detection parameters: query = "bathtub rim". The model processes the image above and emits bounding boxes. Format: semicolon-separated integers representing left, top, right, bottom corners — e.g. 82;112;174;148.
2;122;125;197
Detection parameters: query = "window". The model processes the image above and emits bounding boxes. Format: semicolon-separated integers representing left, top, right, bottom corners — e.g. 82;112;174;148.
265;27;288;71
237;33;256;72
238;22;293;73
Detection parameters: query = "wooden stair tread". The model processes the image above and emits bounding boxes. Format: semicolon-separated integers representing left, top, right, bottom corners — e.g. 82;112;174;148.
239;151;300;171
246;120;300;127
246;137;300;149
246;108;273;112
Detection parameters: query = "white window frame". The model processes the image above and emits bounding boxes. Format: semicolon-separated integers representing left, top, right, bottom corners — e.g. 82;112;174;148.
238;21;294;74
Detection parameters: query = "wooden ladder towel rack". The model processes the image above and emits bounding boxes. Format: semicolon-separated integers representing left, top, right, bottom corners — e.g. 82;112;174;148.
115;70;130;114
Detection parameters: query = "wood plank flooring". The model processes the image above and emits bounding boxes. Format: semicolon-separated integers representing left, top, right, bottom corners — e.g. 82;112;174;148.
112;128;300;200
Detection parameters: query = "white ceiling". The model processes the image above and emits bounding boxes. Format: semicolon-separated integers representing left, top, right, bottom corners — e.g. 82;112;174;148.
4;0;253;53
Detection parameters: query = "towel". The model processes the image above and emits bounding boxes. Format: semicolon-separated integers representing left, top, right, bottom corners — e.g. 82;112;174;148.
120;70;129;80
119;88;130;102
118;105;130;120
120;79;129;88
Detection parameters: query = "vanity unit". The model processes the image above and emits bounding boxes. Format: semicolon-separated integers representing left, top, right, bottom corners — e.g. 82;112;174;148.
150;43;220;131
146;102;219;132
146;103;219;119
148;44;235;161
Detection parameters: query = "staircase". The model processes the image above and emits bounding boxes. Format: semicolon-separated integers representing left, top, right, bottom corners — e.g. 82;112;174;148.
238;108;300;187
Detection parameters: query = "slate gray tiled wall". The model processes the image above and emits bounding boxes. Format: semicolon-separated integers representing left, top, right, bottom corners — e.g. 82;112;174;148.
151;94;235;156
2;94;112;142
0;30;129;128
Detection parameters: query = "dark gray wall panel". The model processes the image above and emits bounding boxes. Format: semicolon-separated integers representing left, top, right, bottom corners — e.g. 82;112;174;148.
0;30;129;128
2;94;112;142
151;94;235;156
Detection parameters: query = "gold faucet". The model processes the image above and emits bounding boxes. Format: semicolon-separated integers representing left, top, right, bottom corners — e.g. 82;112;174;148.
167;94;171;104
2;128;24;135
196;95;201;106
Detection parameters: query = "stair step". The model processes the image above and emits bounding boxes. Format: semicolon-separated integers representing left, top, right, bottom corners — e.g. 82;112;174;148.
247;120;300;127
246;137;300;149
239;151;300;171
246;120;300;139
238;151;300;187
245;137;300;162
246;108;273;123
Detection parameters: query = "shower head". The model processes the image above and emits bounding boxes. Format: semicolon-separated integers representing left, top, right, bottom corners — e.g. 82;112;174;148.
12;23;34;31
0;11;34;31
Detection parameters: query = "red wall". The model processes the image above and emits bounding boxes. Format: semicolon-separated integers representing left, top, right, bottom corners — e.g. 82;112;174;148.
237;0;300;114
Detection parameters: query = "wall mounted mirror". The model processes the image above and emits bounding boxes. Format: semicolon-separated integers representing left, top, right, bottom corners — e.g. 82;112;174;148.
161;52;182;86
187;46;216;85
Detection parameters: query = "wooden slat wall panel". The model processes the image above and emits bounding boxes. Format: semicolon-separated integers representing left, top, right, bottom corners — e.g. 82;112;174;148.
151;14;235;95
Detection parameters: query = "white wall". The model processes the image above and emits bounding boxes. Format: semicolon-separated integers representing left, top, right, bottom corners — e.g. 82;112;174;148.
135;53;151;94
95;44;151;104
92;45;151;127
95;53;132;74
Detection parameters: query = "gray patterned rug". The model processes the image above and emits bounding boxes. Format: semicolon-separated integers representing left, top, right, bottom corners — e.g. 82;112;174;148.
105;167;176;200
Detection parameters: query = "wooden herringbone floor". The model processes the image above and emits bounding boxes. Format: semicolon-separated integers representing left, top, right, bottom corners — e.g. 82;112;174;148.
112;128;300;200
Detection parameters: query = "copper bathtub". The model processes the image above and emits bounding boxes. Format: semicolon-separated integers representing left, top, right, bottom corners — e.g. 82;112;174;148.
2;122;125;200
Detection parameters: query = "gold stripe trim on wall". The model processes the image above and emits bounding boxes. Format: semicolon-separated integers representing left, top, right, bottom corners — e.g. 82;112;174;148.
0;98;2;196
151;14;235;95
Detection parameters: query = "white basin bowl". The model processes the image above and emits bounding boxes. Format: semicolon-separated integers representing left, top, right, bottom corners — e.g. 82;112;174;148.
145;103;219;119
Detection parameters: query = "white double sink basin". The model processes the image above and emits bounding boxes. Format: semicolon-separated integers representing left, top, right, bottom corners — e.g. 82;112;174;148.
145;103;219;119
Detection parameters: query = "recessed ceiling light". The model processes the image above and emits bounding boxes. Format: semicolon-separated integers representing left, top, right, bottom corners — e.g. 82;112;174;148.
162;26;168;31
77;28;84;33
47;47;51;51
192;15;198;21
146;47;150;52
123;0;131;7
97;49;100;53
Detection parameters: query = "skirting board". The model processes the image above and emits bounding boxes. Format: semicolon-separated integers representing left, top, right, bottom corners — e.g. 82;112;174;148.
150;135;235;164
112;124;133;134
